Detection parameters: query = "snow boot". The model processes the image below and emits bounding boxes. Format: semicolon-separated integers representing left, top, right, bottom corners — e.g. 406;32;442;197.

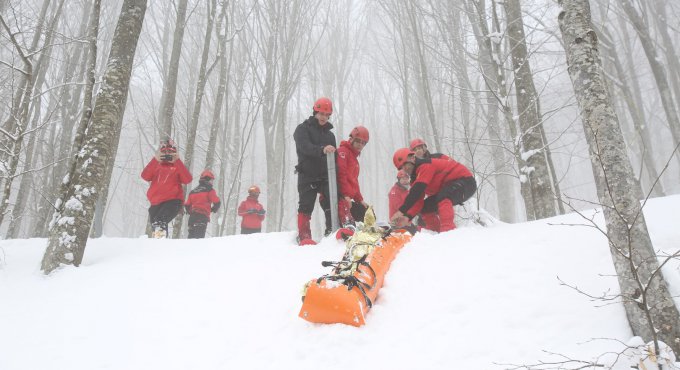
151;221;168;239
438;198;456;232
420;212;440;232
297;212;314;246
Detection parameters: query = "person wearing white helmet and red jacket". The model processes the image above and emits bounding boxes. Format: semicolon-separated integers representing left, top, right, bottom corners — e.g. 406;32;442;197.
184;169;221;239
293;97;337;245
237;185;266;234
389;147;476;232
388;169;411;228
141;139;193;238
336;125;370;227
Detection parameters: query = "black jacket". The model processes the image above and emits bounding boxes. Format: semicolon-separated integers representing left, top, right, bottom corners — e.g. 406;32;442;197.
294;116;337;184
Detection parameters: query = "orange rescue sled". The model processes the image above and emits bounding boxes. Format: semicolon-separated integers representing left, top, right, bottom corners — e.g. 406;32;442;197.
299;208;412;326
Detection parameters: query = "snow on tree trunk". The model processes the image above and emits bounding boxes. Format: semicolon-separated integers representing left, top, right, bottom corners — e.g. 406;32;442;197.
559;0;680;355
41;0;147;274
504;0;557;220
464;0;518;223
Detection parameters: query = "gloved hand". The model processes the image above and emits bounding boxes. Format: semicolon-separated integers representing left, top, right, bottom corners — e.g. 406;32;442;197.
257;209;266;215
246;209;257;214
211;205;219;213
184;205;191;214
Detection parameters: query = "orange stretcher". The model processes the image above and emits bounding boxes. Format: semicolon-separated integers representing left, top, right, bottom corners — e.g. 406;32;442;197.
299;225;411;327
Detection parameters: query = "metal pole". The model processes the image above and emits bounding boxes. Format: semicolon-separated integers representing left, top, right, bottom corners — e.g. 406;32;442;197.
326;152;340;232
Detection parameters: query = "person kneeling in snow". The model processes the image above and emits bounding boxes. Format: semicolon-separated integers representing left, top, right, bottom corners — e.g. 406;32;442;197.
184;170;221;239
388;169;411;228
389;148;476;232
141;139;192;239
237;185;265;234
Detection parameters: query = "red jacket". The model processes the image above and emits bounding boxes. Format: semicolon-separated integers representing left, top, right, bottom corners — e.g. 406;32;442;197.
185;184;221;217
141;158;192;205
238;196;265;229
389;182;410;226
389;182;409;216
399;157;473;216
336;140;363;202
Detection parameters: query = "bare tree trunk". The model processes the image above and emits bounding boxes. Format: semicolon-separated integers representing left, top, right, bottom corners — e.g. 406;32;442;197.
6;0;68;238
172;0;217;237
157;0;188;140
404;1;441;152
650;0;680;111
559;0;680;355
444;1;516;222
620;0;680;155
597;25;665;197
42;0;147;274
504;0;556;219
467;0;530;220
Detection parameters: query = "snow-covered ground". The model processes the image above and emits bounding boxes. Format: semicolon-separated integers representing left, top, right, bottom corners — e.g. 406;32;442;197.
2;196;680;370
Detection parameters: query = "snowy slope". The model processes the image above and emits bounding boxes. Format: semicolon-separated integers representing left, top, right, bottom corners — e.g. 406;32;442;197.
2;196;680;370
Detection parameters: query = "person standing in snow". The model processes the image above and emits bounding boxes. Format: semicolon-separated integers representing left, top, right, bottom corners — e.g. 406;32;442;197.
388;170;411;228
336;125;370;226
293;97;337;245
184;170;221;239
237;185;266;234
389;148;476;232
141;139;193;238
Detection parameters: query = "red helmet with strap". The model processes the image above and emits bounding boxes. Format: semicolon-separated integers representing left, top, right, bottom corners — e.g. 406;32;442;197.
409;138;426;151
248;185;260;194
200;170;215;179
350;125;369;143
392;148;414;170
312;97;333;114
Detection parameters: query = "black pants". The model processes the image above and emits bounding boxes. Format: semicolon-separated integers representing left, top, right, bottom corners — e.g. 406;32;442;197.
241;227;261;235
149;199;183;233
297;179;332;234
187;213;210;239
422;177;477;213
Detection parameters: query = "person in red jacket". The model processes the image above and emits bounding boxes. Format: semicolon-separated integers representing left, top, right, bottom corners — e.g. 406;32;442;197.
184;170;221;239
238;185;266;234
336;125;370;226
388;170;411;227
410;138;450;160
141;139;193;238
389;147;476;232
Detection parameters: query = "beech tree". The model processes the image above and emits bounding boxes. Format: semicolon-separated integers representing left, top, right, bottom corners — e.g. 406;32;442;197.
559;0;680;355
42;0;148;274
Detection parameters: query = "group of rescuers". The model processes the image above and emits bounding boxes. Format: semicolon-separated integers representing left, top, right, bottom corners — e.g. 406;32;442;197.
140;97;477;243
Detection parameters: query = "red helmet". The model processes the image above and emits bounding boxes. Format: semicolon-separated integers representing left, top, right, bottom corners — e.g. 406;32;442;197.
350;125;369;143
248;185;260;194
397;170;409;179
409;138;427;151
312;97;333;114
200;170;215;179
393;148;414;170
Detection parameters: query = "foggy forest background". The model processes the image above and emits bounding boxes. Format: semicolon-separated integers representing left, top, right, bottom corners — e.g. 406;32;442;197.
1;0;679;239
